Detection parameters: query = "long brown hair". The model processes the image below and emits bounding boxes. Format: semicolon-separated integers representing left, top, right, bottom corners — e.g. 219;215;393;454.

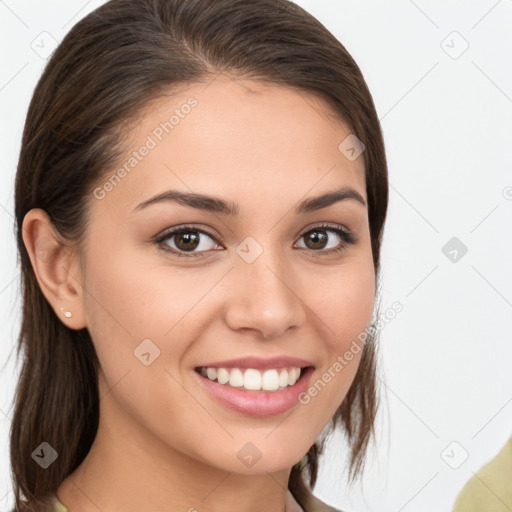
10;0;388;510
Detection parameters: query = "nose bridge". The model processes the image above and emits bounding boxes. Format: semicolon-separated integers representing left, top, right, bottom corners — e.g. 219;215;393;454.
225;236;305;338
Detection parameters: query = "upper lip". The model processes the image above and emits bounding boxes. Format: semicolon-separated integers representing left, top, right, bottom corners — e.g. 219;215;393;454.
195;356;314;370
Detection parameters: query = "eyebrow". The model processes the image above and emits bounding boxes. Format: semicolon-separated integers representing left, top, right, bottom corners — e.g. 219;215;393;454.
133;185;367;215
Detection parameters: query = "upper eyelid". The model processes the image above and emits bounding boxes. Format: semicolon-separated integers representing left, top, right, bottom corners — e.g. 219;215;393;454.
156;222;349;236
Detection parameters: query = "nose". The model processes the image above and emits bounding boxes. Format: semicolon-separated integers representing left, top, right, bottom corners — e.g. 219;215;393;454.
224;246;306;339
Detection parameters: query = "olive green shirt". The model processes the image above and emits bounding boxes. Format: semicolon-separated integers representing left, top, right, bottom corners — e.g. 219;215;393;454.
452;435;512;511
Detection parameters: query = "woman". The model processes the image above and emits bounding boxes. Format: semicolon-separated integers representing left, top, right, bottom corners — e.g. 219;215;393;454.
10;0;389;510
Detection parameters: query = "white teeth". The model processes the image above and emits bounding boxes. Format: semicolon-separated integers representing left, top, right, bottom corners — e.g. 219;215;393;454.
229;368;244;388
198;366;304;392
244;369;262;390
261;369;280;391
217;367;230;384
279;369;289;388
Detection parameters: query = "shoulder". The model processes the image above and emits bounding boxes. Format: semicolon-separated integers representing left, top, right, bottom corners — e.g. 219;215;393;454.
452;436;512;512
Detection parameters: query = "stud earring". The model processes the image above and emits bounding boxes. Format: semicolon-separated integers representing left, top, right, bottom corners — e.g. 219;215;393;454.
60;307;72;318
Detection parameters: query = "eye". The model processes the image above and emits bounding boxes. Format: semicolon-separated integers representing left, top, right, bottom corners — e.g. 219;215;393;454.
155;225;222;258
295;222;357;255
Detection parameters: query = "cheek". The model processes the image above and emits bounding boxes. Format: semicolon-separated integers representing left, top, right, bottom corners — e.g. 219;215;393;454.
83;250;170;334
330;272;375;344
81;245;230;376
298;256;375;412
81;249;219;444
308;255;376;348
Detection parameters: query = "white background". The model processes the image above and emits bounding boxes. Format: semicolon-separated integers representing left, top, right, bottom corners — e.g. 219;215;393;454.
1;1;512;511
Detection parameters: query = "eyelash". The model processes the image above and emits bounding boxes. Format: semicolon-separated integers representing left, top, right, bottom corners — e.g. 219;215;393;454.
154;222;358;259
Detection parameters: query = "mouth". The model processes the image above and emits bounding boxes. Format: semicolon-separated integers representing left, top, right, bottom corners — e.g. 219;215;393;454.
193;365;312;392
192;365;315;417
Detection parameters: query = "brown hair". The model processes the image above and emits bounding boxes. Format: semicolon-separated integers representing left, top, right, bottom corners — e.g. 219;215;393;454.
10;0;388;510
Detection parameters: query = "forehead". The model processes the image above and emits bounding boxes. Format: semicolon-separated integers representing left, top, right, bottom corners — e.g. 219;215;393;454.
92;75;366;216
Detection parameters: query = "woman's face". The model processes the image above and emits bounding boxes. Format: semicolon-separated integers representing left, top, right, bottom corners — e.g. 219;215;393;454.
78;75;375;475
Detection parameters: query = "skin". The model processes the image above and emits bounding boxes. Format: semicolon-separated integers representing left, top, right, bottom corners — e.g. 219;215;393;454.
22;75;375;512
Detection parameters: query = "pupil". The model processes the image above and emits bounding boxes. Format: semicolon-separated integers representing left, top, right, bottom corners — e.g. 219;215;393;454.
307;230;326;249
177;232;199;251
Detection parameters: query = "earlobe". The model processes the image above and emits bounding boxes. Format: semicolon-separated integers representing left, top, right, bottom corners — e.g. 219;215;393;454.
21;208;87;329
59;307;73;318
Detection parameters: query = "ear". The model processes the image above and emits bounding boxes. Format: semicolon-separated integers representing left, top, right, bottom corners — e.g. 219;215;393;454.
21;208;87;330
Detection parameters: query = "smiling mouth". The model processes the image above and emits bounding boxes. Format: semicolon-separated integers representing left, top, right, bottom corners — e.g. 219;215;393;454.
194;365;313;393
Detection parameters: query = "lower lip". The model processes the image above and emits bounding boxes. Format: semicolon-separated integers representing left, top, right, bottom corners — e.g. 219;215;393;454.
192;366;314;417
